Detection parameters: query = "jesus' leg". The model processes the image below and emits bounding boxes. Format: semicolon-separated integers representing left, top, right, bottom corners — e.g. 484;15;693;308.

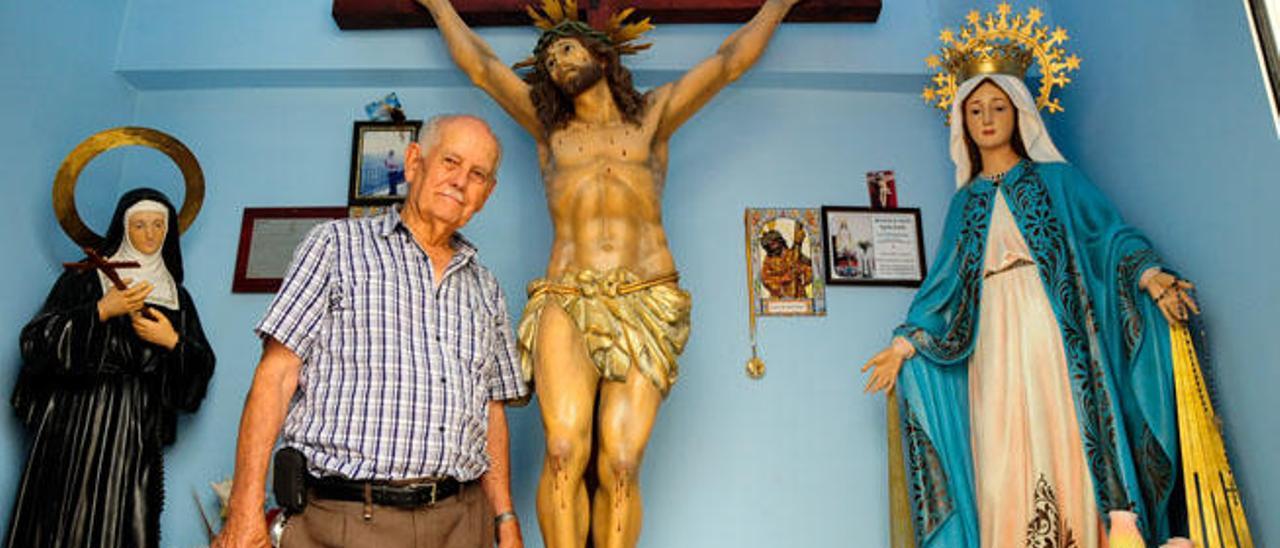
533;302;600;548
592;366;662;548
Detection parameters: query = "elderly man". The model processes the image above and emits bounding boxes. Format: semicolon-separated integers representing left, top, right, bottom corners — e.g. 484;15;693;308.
216;115;528;548
415;1;801;546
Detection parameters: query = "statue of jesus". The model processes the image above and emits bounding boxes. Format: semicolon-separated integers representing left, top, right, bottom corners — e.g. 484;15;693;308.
415;1;801;546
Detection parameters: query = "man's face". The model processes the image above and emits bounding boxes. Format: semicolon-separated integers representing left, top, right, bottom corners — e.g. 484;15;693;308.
544;37;604;96
403;119;500;231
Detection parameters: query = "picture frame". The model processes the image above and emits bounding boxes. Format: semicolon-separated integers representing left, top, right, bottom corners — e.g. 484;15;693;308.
866;170;898;210
232;207;350;293
1246;0;1280;135
744;208;827;316
349;120;422;206
820;206;927;287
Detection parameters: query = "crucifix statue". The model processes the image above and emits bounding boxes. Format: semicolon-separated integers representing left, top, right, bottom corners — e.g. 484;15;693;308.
415;0;802;546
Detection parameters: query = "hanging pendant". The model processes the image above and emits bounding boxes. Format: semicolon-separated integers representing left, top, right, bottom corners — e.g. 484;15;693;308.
746;345;765;379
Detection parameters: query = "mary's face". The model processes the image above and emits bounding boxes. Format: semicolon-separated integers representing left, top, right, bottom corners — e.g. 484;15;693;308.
963;81;1016;151
127;211;167;255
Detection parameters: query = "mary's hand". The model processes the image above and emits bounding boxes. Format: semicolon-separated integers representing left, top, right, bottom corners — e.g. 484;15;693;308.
861;337;914;394
1145;271;1199;324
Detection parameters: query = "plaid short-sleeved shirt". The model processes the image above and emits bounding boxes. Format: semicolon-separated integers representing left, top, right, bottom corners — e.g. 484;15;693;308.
256;209;528;481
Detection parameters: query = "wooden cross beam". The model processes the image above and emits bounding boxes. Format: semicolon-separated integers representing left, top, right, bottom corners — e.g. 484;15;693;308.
64;247;139;291
332;0;880;30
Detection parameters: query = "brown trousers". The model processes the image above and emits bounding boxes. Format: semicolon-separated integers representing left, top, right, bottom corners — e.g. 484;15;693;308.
280;483;494;548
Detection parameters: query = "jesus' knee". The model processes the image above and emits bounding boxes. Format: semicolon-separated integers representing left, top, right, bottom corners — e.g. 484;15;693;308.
544;431;591;479
598;448;643;492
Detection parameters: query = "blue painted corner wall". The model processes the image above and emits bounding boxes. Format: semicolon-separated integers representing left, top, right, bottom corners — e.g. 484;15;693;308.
1;0;1275;546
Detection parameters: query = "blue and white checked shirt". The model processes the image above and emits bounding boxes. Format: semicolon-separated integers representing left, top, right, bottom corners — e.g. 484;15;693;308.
256;209;528;482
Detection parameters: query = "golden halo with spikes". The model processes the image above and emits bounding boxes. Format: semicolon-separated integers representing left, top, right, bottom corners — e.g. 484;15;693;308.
922;3;1081;118
513;0;655;70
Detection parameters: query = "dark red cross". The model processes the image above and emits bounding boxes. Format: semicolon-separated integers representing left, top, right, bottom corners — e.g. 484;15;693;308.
333;0;880;30
64;247;139;291
64;247;159;319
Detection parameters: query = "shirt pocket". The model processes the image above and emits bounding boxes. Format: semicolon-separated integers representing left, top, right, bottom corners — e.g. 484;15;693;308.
460;305;496;374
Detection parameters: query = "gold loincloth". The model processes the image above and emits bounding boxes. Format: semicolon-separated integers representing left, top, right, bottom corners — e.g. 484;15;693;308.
517;269;692;396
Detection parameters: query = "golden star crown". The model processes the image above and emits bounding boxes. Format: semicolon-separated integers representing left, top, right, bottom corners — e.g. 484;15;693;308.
923;3;1081;117
513;0;655;70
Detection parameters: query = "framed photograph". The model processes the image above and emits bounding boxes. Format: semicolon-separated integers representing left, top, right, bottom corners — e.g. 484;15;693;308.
1246;0;1280;134
744;208;827;316
821;206;927;287
866;170;898;209
349;121;422;206
232;207;350;293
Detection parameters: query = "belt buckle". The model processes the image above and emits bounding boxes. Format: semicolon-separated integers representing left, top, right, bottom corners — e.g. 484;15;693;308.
418;482;438;506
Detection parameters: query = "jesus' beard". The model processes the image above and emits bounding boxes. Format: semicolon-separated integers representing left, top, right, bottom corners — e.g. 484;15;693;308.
557;62;605;97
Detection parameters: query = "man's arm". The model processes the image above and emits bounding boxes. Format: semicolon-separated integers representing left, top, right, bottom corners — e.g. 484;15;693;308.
416;0;543;138
212;339;303;548
654;0;800;141
481;400;523;547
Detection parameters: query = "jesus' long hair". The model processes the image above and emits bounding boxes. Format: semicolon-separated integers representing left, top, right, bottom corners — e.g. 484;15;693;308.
524;34;646;134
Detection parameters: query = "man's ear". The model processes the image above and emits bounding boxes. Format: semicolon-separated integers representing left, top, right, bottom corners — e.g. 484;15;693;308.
404;142;423;180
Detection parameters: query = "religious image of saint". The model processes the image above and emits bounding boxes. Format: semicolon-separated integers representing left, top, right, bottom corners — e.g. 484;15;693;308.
832;220;858;278
7;188;216;548
759;223;813;298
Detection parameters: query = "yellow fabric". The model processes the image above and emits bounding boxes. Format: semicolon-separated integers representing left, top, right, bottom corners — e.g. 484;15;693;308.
517;269;691;396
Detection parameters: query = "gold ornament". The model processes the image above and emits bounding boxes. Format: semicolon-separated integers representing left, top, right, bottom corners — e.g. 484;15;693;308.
923;3;1081;117
746;351;765;379
514;0;655;70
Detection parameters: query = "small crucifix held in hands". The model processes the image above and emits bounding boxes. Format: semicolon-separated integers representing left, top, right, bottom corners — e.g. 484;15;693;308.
64;246;155;319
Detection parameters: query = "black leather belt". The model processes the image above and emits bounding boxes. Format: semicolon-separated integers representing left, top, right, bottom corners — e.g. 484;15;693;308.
308;475;469;508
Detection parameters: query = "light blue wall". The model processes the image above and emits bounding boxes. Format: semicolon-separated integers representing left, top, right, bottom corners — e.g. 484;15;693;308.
109;1;954;545
1049;0;1280;543
0;0;138;535
3;0;1276;546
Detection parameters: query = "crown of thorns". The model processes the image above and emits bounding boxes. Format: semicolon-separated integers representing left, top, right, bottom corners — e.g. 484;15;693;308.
513;0;654;70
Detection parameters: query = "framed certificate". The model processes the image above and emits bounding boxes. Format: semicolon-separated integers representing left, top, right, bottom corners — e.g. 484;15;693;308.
232;207;349;293
820;206;927;287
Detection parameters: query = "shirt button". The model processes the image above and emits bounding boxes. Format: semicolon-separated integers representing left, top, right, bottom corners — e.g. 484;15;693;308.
437;426;445;433
440;377;447;384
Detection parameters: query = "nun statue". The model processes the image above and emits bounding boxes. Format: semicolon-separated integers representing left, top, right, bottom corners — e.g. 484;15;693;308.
7;188;216;548
862;6;1200;547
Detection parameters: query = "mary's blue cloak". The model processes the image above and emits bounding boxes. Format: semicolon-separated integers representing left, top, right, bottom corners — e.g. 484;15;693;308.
893;160;1179;545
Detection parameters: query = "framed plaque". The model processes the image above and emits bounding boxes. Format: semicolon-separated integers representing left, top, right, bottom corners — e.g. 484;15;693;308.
820;206;926;287
232;207;349;293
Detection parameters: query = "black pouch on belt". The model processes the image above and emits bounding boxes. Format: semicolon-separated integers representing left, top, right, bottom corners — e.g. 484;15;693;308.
273;447;309;514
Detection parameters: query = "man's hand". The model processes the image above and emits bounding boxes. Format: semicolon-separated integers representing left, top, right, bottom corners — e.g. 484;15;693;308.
98;278;151;320
497;518;524;548
211;510;271;548
131;307;179;350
